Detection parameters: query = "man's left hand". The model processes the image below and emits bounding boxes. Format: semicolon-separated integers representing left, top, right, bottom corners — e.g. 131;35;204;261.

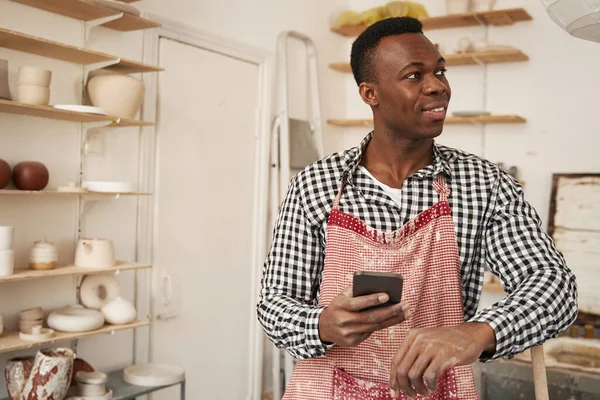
389;322;495;398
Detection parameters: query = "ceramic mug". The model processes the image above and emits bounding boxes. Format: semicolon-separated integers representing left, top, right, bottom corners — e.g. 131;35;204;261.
0;226;14;250
0;249;14;277
75;238;115;268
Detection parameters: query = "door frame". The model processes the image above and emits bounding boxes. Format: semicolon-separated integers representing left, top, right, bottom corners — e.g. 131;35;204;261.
138;15;272;400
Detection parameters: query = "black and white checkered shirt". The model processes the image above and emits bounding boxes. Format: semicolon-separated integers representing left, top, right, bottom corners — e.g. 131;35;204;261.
257;132;578;361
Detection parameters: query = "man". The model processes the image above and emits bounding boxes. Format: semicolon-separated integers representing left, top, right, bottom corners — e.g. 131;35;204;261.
257;17;577;399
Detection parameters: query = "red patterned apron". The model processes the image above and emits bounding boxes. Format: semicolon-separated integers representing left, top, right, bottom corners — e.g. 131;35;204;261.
283;174;478;399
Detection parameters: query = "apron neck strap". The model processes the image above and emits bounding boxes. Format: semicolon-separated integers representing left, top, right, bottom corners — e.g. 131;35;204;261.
433;173;451;202
332;177;347;210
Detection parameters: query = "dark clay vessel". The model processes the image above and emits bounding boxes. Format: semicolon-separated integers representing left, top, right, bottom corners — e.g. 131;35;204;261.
0;159;10;189
12;161;49;191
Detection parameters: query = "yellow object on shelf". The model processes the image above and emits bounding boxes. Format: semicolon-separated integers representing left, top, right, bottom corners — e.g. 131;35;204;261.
336;1;429;28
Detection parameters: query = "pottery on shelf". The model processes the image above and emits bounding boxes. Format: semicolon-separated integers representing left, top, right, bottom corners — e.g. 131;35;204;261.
76;371;108;396
0;249;14;277
47;305;105;332
29;240;58;270
5;356;35;400
0;158;10;189
75;238;116;268
87;74;145;119
102;296;137;325
19;66;52;87
0;315;3;336
0;59;9;100
471;0;496;12
80;274;121;310
21;348;75;400
12;161;49;190
18;85;50;105
446;0;470;14
20;306;44;321
70;358;95;386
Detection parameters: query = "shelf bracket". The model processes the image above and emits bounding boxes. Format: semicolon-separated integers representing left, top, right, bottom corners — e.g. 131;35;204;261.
84;12;124;39
83;59;120;83
472;56;485;67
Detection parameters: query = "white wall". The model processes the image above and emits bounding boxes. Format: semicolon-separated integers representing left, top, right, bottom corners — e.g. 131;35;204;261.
341;0;600;307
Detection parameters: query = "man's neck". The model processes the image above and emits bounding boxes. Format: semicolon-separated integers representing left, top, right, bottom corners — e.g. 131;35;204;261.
360;128;434;189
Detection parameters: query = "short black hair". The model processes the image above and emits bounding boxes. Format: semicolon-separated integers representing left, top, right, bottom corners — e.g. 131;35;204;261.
350;17;423;86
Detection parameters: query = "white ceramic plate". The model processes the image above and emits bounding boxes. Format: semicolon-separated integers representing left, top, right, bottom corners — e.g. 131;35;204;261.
53;105;108;115
82;181;135;193
123;363;185;387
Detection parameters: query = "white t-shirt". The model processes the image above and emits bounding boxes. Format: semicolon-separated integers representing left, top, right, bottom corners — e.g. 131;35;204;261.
359;166;402;208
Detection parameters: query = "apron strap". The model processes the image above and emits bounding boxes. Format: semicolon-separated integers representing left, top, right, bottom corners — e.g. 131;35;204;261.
433;173;451;202
332;177;347;210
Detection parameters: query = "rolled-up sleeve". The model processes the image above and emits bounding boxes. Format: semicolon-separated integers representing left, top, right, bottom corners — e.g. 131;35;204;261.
468;171;578;361
256;176;329;360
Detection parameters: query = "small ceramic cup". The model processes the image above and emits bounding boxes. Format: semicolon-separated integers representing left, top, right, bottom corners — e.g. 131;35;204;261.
0;226;14;250
18;85;50;106
18;66;52;87
0;249;14;277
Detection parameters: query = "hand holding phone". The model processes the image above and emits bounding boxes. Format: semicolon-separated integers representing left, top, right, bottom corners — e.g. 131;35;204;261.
353;271;404;311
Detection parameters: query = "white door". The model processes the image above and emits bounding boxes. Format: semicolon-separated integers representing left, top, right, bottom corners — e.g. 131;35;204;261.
151;37;261;399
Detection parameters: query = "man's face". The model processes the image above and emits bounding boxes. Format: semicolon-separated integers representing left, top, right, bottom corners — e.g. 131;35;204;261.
361;33;451;140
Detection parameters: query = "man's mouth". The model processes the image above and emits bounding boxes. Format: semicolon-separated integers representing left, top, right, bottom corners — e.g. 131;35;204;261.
422;106;447;120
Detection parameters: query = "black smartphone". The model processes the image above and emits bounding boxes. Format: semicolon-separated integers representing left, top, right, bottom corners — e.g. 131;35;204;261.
353;271;404;311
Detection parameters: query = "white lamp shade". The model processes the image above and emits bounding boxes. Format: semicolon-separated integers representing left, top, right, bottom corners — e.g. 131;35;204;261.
542;0;600;43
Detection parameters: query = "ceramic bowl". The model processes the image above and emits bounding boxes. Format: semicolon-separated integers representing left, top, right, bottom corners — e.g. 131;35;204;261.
20;307;44;321
18;85;50;105
76;371;107;396
82;181;135;193
101;297;136;325
47;305;105;332
18;66;52;87
87;74;144;119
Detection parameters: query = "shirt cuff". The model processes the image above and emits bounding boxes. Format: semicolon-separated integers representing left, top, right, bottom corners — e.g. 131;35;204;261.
468;307;515;362
304;306;334;357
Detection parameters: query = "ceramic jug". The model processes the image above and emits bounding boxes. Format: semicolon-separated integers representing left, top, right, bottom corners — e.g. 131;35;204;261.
21;348;75;400
75;238;115;268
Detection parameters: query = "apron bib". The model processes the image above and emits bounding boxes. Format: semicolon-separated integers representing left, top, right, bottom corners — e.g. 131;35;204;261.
283;174;478;399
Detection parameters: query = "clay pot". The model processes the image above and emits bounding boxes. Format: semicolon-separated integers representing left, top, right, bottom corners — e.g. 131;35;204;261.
29;240;58;270
22;348;74;400
87;74;144;119
5;356;35;400
70;358;95;386
101;296;137;325
12;161;49;191
0;159;10;189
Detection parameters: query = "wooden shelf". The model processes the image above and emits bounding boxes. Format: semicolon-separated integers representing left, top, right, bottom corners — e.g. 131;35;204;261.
331;8;532;37
0;99;155;126
0;189;151;196
0;28;163;73
0;261;150;284
104;58;164;74
11;0;161;32
329;49;528;72
0;321;149;354
483;282;505;293
328;115;526;127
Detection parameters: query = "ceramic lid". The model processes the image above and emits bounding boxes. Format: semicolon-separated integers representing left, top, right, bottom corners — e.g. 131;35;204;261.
76;371;107;384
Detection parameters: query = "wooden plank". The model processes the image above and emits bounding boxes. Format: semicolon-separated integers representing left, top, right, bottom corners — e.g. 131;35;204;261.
0;27;115;65
0;261;151;284
11;0;119;21
0;189;151;196
483;282;505;293
105;57;165;74
112;118;155;127
0;321;149;354
102;13;162;32
328;115;526;127
0;99;114;123
330;7;532;37
329;49;529;72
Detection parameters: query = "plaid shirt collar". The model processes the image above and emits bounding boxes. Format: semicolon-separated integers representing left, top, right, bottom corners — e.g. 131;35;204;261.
341;131;453;186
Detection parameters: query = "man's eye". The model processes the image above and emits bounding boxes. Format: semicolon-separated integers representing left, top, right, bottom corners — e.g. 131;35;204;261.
406;72;421;79
436;69;447;77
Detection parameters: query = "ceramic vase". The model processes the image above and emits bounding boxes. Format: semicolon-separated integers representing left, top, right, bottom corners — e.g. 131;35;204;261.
21;348;74;400
5;356;35;400
87;74;144;119
29;240;58;270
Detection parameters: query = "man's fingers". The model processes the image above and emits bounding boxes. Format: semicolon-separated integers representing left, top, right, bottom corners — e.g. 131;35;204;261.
407;352;433;397
391;343;420;398
422;355;459;393
345;292;390;311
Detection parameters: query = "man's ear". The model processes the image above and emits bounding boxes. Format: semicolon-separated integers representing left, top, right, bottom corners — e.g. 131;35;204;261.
358;82;378;107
